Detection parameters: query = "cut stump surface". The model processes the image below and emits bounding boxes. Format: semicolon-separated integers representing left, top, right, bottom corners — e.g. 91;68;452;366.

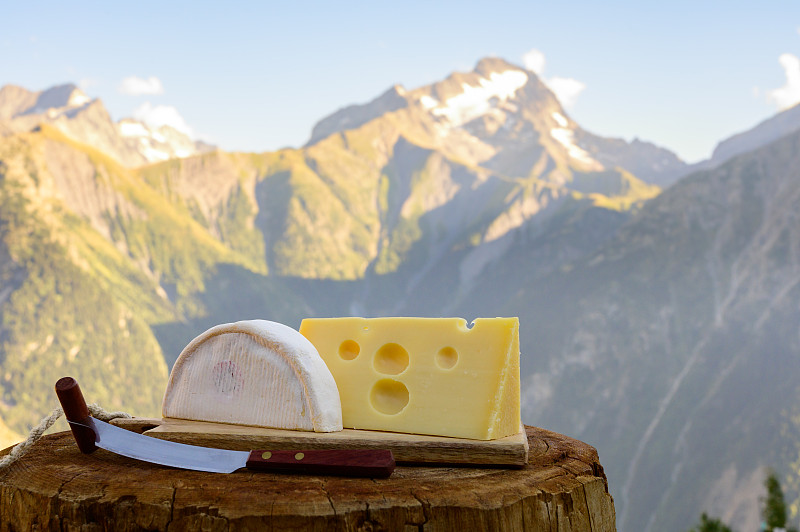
0;425;615;531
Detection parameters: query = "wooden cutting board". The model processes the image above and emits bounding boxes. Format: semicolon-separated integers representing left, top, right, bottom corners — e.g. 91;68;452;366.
111;418;529;467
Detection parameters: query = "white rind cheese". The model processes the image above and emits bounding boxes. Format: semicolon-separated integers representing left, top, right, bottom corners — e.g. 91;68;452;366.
162;320;343;432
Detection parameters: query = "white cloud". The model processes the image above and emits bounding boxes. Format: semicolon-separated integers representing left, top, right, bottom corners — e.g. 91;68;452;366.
118;76;164;96
521;48;586;109
132;102;194;137
78;78;98;90
547;77;587;109
765;53;800;110
522;48;546;75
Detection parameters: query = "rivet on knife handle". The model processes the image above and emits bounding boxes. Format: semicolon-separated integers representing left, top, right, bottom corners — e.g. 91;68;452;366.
55;376;98;454
246;449;395;478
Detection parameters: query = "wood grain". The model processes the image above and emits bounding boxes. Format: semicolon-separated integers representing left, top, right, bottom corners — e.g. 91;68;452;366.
0;425;615;531
118;417;529;467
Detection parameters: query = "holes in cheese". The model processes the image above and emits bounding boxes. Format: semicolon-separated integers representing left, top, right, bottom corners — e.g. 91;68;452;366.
373;343;409;375
370;379;410;415
299;317;520;440
436;347;458;370
162;320;343;432
338;340;360;360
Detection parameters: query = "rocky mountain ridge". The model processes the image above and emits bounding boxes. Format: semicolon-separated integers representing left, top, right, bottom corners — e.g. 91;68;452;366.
308;58;687;188
709;100;800;167
0;84;214;166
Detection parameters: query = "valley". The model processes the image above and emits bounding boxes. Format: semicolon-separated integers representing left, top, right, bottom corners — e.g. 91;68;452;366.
1;57;799;531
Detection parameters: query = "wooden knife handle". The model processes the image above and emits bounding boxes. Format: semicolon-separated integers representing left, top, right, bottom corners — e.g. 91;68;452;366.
55;377;97;454
246;449;395;478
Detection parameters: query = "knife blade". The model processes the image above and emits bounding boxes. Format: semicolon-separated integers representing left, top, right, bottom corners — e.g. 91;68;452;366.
55;377;395;477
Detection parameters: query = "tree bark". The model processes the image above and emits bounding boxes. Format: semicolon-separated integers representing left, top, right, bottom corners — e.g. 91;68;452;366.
0;425;615;531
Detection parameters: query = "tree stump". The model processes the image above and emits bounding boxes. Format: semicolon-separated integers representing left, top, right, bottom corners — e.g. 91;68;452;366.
0;425;615;531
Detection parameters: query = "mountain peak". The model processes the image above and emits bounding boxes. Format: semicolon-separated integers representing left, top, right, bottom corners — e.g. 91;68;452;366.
302;57;683;185
306;84;410;146
0;85;36;119
35;84;91;111
0;83;92;120
423;67;530;128
709;101;800;166
474;57;525;76
118;117;214;162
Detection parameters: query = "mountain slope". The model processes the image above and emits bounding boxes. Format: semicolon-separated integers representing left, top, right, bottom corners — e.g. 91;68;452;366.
241;59;663;295
0;124;281;438
503;128;800;531
0;129;173;437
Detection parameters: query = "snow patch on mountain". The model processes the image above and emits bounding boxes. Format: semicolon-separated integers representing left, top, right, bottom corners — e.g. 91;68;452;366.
550;127;602;169
118;118;204;163
431;70;528;126
119;120;150;138
68;90;91;108
548;111;603;168
552;111;569;128
419;95;438;109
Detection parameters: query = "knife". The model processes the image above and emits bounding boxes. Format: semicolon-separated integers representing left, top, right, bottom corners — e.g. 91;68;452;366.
55;377;395;477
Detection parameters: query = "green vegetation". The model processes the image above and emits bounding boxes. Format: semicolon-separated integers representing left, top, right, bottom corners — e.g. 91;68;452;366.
570;168;660;212
0;127;285;436
374;155;432;275
0;146;168;434
375;214;424;275
763;469;798;532
687;513;732;532
136;151;268;274
252;145;378;279
687;471;800;532
215;183;266;272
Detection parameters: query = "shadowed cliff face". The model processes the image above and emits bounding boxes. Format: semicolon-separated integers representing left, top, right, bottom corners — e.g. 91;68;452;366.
504;130;800;532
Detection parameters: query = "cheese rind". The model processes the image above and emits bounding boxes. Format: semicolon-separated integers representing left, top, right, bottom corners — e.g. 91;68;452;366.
162;320;343;432
298;317;520;440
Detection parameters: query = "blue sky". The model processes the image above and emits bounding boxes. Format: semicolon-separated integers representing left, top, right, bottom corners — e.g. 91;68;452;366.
3;1;800;162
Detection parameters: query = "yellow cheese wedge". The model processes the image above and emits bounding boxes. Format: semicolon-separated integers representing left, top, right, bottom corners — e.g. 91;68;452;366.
298;317;520;440
163;320;343;432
